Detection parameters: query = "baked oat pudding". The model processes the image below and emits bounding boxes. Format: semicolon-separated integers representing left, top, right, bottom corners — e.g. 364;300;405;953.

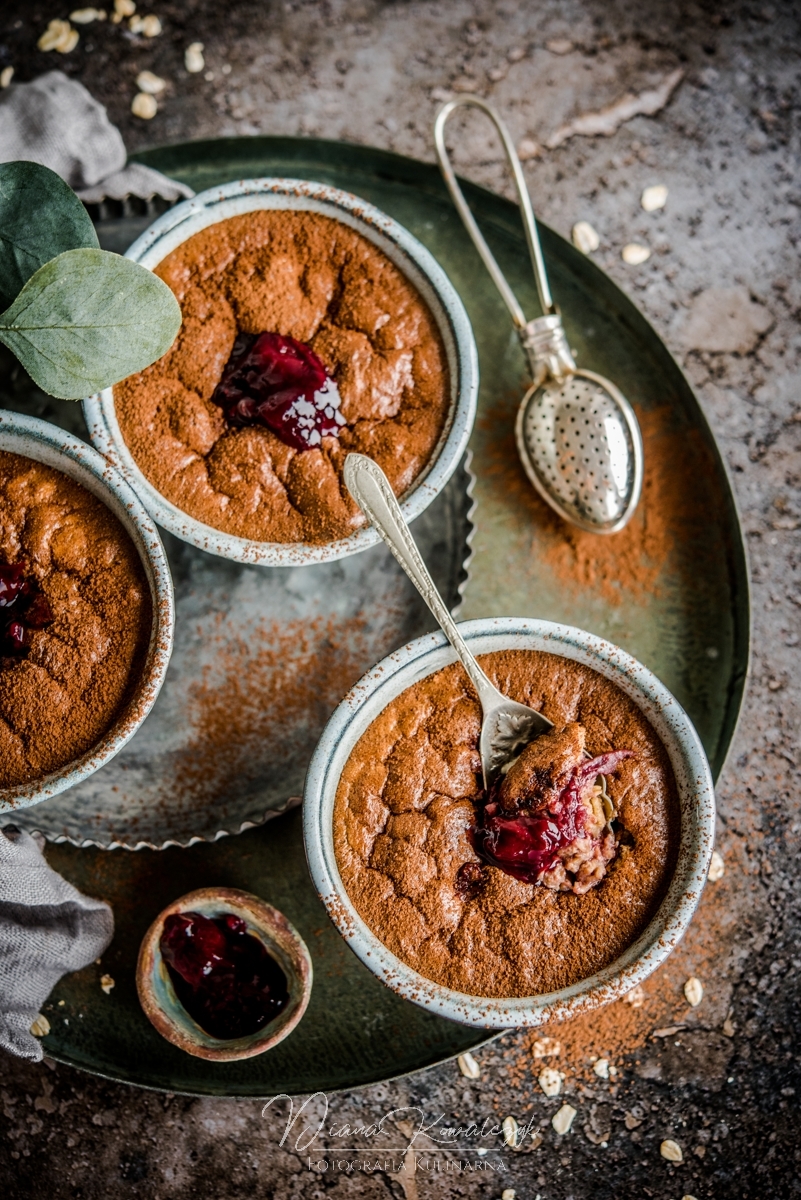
0;450;151;789
114;210;451;545
333;648;680;999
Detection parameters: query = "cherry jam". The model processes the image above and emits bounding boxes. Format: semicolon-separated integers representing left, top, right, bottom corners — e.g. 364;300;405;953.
160;911;289;1040
472;750;633;884
0;561;54;660
210;331;346;452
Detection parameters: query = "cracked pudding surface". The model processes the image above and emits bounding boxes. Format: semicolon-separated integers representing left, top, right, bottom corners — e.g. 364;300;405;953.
0;451;151;789
333;649;680;998
114;211;451;545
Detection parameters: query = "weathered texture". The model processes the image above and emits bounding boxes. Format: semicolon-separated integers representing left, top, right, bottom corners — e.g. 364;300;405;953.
1;0;800;1197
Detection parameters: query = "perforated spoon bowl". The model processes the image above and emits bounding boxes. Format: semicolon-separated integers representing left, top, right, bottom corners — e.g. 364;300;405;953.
434;97;644;535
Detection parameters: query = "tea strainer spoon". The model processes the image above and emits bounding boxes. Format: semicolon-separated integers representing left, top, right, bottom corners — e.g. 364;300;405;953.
434;96;644;535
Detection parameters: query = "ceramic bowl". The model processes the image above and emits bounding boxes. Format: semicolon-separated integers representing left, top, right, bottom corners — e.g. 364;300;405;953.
303;616;716;1028
136;887;313;1061
83;177;479;566
0;412;174;813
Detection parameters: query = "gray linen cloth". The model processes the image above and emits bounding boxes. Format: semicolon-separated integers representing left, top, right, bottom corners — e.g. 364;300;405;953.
0;69;193;202
0;827;113;1061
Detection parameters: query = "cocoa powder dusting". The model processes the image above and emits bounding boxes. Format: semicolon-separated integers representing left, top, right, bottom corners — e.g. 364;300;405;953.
160;613;375;813
334;649;680;998
114;210;450;544
480;399;715;605
0;451;151;788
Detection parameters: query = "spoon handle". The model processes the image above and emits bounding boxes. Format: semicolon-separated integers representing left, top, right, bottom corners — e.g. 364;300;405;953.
434;95;555;323
343;453;499;712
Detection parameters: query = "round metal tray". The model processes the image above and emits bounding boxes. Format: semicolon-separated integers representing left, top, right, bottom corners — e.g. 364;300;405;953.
0;136;749;1097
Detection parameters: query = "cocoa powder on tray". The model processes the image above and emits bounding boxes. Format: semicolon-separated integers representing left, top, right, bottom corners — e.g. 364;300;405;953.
114;210;450;544
0;451;151;788
334;649;680;998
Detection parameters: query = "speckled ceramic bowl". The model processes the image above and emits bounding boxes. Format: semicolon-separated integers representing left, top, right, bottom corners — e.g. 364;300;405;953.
136;887;312;1061
0;412;174;813
303;616;716;1029
83;177;479;566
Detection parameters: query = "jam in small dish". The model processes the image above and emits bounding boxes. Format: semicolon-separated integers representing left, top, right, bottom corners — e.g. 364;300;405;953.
160;910;289;1040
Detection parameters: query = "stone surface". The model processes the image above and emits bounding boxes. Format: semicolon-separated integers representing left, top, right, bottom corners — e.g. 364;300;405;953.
1;1;801;1197
679;286;774;354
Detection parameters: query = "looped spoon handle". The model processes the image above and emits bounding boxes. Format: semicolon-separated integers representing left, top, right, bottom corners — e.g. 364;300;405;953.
434;95;555;326
343;453;551;786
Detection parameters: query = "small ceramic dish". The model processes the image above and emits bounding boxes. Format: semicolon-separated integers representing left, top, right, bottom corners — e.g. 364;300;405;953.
83;177;479;566
0;411;174;813
303;616;716;1029
136;887;313;1061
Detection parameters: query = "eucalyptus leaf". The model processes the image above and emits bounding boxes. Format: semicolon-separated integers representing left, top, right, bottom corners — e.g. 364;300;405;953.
0;248;182;399
0;161;99;310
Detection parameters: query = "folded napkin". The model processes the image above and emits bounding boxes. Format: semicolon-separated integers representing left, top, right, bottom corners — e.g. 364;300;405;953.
0;69;193;203
0;826;113;1061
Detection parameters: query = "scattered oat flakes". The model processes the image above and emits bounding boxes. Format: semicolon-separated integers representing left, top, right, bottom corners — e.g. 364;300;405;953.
652;1024;686;1038
100;973;116;994
185;42;205;73
623;984;645;1007
546;38;574;55
112;0;135;20
708;849;725;881
38;19;80;53
622;243;651;265
593;1058;610;1079
58;1000;65;1007
641;184;668;211
572;220;600;253
131;92;157;119
684;976;703;1007
457;1051;480;1079
552;1103;577;1135
660;1138;683;1162
136;70;166;94
538;1067;563;1097
0;66;13;88
70;7;106;21
130;13;161;36
30;1014;51;1037
624;1112;643;1130
722;1008;737;1037
507;46;526;62
502;1115;518;1148
532;1036;561;1058
516;137;540;162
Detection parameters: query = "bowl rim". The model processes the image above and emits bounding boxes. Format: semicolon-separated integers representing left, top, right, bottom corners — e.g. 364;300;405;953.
83;176;479;566
135;886;313;1061
302;616;716;1028
0;411;174;812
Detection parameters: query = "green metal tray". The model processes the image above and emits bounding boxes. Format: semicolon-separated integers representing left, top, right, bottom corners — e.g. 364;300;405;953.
35;137;748;1096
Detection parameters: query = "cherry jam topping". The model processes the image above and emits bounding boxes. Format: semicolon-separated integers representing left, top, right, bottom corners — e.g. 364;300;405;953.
472;751;633;885
160;910;290;1040
210;331;346;452
0;561;54;660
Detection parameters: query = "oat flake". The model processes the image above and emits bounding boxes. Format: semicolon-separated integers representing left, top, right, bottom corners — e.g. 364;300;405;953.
622;243;651;265
708;850;725;881
593;1058;610;1079
131;92;158;119
684;976;703;1007
100;974;115;994
538;1067;563;1097
185;42;205;73
641;185;668;211
457;1051;480;1079
660;1138;683;1162
30;1014;51;1037
502;1116;518;1147
572;221;600;254
532;1035;561;1058
552;1104;577;1135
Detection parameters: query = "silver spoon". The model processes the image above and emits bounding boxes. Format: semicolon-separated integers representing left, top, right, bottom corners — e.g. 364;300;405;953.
434;96;644;535
343;452;552;787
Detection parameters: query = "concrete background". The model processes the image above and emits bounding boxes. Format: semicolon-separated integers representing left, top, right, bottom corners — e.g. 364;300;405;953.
1;1;800;1196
